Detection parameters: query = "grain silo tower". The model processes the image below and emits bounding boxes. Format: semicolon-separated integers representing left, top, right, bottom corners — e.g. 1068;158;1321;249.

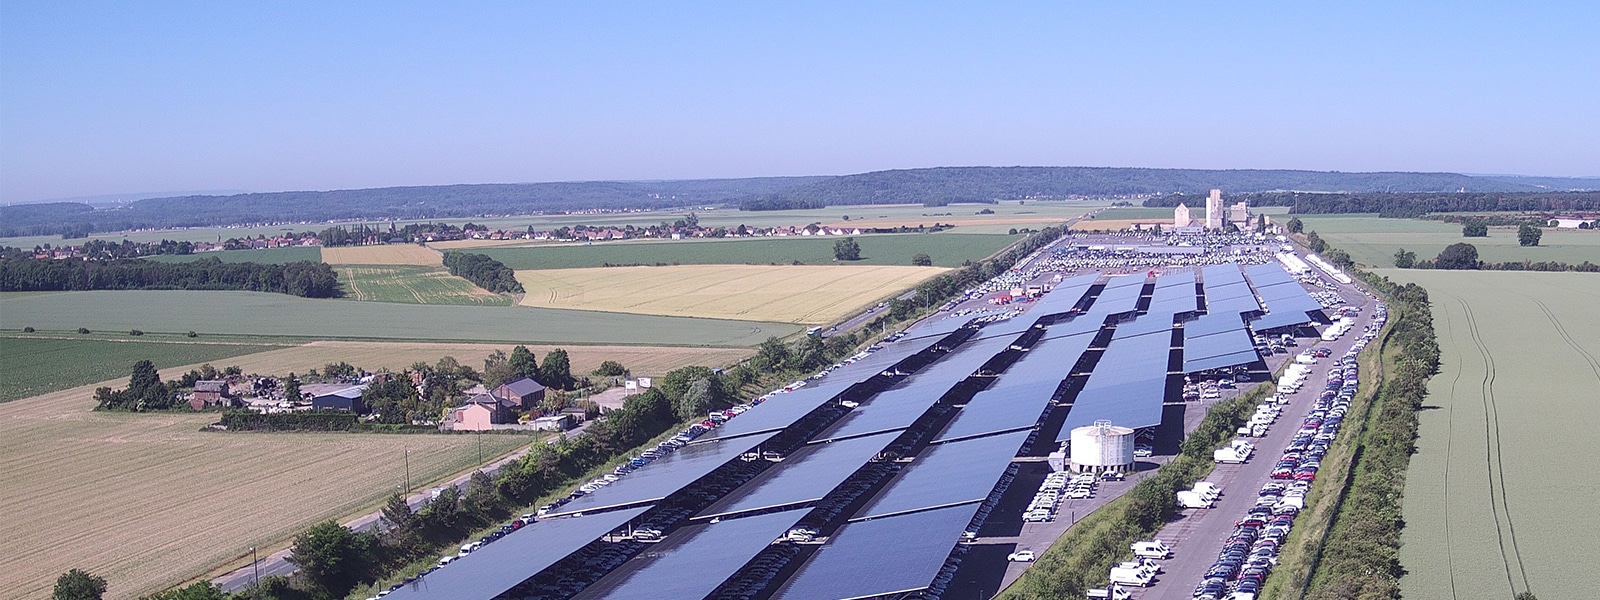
1069;420;1136;474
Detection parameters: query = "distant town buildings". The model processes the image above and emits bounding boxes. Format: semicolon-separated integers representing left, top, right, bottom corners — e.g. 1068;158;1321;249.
1205;189;1224;230
1173;203;1191;229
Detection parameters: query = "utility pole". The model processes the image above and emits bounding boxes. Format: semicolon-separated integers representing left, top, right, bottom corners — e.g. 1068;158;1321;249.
404;446;411;495
250;546;260;595
477;432;483;465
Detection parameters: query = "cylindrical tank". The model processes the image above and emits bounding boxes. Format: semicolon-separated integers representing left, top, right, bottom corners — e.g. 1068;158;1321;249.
1069;420;1136;473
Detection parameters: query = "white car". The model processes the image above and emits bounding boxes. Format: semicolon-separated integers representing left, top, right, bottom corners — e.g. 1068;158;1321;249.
1133;445;1154;457
1008;550;1036;562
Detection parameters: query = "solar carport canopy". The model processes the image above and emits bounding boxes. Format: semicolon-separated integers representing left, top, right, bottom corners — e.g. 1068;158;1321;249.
772;503;984;600
571;508;807;600
934;377;1062;442
383;507;651;600
859;430;1030;518
547;432;778;516
1028;274;1099;317
1247;263;1324;330
817;335;1016;441
698;431;898;518
1061;314;1173;433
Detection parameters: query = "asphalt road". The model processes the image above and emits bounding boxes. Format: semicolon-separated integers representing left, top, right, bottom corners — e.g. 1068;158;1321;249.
1136;282;1376;600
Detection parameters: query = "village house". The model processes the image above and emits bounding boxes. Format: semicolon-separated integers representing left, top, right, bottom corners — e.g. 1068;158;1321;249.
492;377;547;411
188;380;230;411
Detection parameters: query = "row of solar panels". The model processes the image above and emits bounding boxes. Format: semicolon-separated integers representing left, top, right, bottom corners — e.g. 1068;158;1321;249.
1060;271;1189;434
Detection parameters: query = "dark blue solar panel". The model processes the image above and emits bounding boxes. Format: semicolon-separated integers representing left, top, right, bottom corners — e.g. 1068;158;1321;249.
1183;350;1262;373
1061;376;1167;433
1155;271;1196;288
859;430;1030;517
548;433;778;516
1203;264;1247;287
1114;314;1176;340
972;315;1040;340
698;431;898;517
899;314;974;341
817;336;1014;440
692;380;856;444
1184;328;1254;362
934;378;1060;442
1185;312;1247;337
1030;275;1099;316
383;507;651;600
572;509;807;600
771;503;983;600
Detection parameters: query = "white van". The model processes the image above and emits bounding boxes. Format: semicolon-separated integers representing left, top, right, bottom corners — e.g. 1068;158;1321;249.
1130;540;1172;558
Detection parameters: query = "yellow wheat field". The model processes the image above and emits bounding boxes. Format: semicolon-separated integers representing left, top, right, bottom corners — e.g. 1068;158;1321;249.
515;264;947;324
321;244;442;266
209;340;753;378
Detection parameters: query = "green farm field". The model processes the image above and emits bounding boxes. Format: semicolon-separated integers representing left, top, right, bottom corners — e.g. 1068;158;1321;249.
0;335;286;403
141;246;323;264
336;265;509;306
474;232;1018;270
1297;214;1600;266
0;290;798;346
1376;270;1600;599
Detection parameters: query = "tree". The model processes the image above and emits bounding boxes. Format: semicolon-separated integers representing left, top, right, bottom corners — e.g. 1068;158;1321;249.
592;360;627;377
539;349;574;389
1286;217;1303;233
1518;224;1542;246
1435;242;1480;270
137;582;228;600
284;373;302;403
1324;248;1353;268
674;377;715;421
833;237;861;261
379;491;415;532
911;252;932;267
1462;221;1488;237
53;569;106;600
1256;213;1266;231
481;349;514;388
508;345;539;382
1305;231;1327;253
287;521;372;598
1393;248;1417;268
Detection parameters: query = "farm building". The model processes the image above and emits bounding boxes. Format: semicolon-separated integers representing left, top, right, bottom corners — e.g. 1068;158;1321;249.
303;383;369;413
493;377;547;410
452;394;515;431
188;380;230;411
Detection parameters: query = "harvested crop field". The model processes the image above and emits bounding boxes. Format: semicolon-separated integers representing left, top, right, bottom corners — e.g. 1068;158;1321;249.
0;380;534;600
211;340;752;378
516;264;945;323
1297;215;1600;267
426;238;550;250
322;244;442;266
336;265;509;305
1377;270;1600;599
0;290;798;346
0;334;287;402
475;233;1017;269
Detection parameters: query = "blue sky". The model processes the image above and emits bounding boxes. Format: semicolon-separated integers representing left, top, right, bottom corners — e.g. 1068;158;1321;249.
2;1;1596;202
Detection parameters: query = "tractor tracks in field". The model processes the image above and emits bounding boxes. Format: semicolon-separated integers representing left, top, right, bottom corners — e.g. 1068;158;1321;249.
1438;299;1462;600
1458;299;1530;596
1525;296;1600;388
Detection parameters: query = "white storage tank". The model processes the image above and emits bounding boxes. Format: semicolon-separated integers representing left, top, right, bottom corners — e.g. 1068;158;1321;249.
1069;420;1136;474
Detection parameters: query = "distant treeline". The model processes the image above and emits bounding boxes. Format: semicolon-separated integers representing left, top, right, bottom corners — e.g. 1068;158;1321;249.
0;177;824;238
0;255;340;297
442;251;524;294
12;167;1591;237
738;166;1545;210
1143;190;1600;217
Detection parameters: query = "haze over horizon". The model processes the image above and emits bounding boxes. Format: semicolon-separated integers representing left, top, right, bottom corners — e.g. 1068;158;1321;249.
3;2;1597;204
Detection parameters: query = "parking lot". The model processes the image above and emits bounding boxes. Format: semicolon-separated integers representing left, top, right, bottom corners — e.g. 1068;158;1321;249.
1135;285;1381;600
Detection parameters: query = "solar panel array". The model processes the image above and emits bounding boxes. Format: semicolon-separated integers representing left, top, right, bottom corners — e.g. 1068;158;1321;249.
697;431;900;518
859;430;1032;518
1059;272;1182;433
548;432;781;517
816;335;1015;441
771;503;984;600
1027;274;1101;317
1246;263;1324;330
1181;264;1265;373
383;507;652;600
571;508;807;600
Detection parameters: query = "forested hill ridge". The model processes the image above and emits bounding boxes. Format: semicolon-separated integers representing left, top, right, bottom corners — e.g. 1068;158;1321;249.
1;177;825;238
734;166;1575;210
6;167;1596;237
